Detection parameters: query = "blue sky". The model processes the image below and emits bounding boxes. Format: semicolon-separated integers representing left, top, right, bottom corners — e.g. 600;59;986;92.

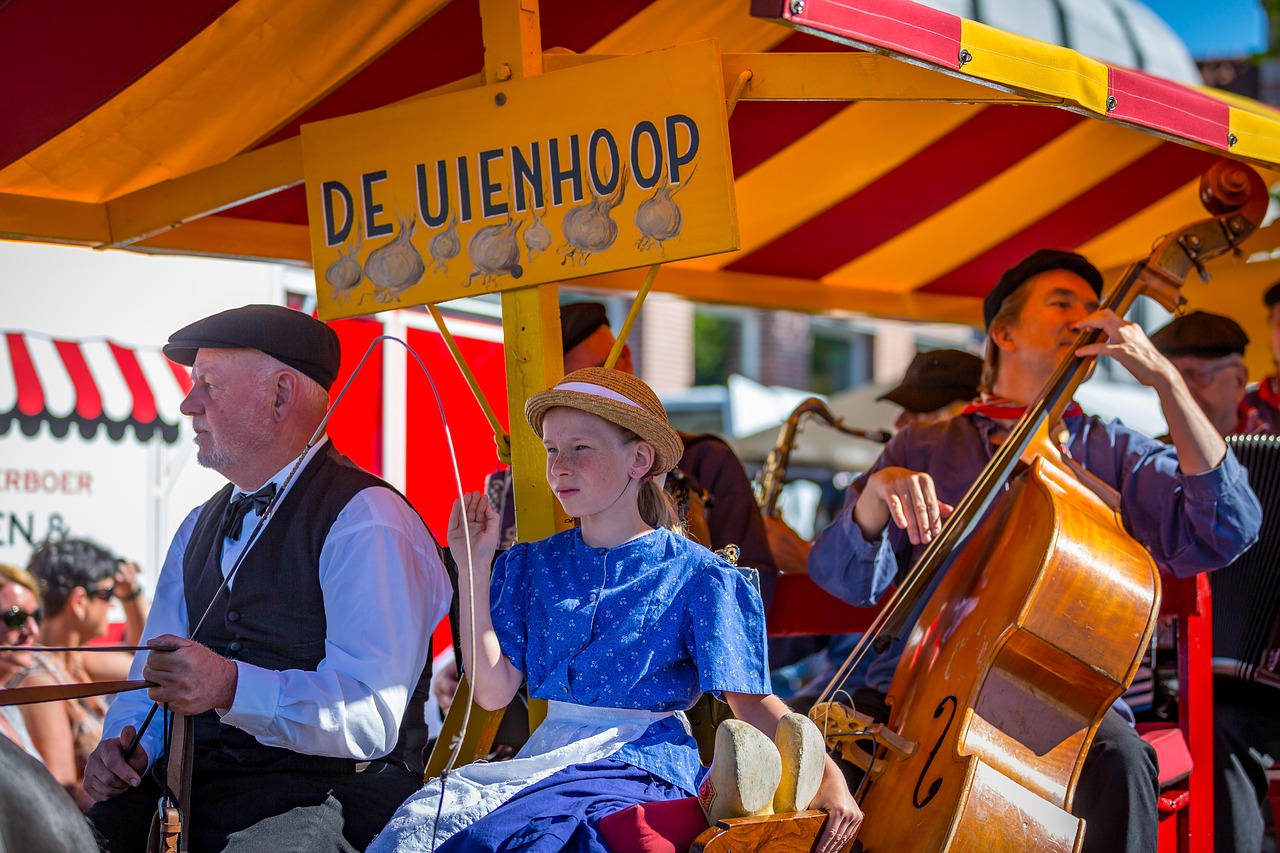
1139;0;1269;59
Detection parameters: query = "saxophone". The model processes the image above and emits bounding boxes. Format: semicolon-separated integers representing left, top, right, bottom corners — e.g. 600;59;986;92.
754;397;890;519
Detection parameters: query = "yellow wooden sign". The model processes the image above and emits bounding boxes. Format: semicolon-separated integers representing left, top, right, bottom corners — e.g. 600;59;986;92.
302;40;739;321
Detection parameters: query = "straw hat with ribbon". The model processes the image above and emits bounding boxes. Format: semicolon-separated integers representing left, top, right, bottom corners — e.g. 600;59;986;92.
525;368;685;475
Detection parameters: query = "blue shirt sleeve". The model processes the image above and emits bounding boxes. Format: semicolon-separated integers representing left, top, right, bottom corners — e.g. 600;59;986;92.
1094;422;1262;577
685;558;770;696
808;433;910;606
490;544;531;675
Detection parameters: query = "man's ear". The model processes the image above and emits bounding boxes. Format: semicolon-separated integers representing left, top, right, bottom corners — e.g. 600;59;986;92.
273;371;299;420
68;586;89;621
990;322;1016;354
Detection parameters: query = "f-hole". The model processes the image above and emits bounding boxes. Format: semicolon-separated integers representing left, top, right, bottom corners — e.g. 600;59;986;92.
913;695;956;809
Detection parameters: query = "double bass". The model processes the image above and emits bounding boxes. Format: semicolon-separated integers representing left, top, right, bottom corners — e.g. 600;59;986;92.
811;161;1269;851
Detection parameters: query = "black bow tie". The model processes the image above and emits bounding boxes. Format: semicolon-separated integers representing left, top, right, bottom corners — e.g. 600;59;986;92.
220;483;278;541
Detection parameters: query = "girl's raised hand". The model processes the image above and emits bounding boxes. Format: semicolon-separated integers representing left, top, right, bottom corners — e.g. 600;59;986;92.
448;491;500;567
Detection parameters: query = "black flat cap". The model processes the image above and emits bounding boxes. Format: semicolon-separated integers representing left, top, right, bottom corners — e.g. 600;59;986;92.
878;349;984;414
561;302;610;353
1150;311;1249;359
163;304;341;390
984;249;1103;330
1264;281;1280;309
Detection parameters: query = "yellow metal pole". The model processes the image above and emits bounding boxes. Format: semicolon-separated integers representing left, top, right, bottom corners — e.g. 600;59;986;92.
427;0;559;774
605;263;660;369
427;305;508;450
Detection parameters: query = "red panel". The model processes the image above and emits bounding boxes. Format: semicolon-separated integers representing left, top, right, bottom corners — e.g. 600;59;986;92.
921;143;1222;298
109;341;157;423
1109;68;1230;150
8;333;43;417
54;339;102;420
404;327;509;543
728;106;1084;280
768;574;881;636
0;0;237;170
327;318;386;476
778;0;962;69
727;101;850;178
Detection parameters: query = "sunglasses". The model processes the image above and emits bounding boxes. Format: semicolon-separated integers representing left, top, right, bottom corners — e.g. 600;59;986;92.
84;585;116;602
2;605;42;630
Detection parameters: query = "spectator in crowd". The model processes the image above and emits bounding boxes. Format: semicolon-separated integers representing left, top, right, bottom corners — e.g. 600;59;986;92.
10;539;123;809
0;563;45;761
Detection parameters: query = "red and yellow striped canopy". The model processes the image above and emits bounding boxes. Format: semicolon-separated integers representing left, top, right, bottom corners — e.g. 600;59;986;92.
3;0;1279;325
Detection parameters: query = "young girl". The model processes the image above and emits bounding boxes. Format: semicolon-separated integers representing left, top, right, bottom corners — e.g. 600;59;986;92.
370;368;860;853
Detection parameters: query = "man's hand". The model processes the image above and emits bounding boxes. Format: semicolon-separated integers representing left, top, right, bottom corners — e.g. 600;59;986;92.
142;635;238;715
432;656;460;716
83;725;149;802
857;467;953;545
1074;310;1178;389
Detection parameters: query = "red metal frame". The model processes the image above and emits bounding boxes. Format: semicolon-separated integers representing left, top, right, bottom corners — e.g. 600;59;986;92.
1151;573;1214;853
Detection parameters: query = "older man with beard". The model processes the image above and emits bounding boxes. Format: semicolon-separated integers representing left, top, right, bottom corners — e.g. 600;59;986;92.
82;305;450;853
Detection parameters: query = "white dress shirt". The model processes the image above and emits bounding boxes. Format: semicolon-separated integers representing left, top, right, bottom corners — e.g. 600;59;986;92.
102;438;450;770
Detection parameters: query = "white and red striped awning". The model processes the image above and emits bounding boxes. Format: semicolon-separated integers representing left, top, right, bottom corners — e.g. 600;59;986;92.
0;332;192;443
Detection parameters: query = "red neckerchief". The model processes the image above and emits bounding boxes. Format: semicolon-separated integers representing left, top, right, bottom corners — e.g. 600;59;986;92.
1256;374;1280;409
1235;400;1269;436
961;397;1085;421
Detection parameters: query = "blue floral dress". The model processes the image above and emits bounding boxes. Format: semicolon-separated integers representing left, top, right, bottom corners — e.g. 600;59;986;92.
370;526;769;853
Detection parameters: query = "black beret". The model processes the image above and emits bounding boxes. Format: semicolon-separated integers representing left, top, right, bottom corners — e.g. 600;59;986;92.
560;302;610;353
1150;311;1248;359
877;349;984;414
163;304;341;390
1264;281;1280;309
984;249;1104;330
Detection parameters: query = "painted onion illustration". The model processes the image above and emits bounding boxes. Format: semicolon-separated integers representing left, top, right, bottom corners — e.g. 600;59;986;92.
636;167;694;255
367;213;426;303
524;206;551;263
429;212;461;273
560;165;629;266
324;230;364;301
467;216;524;287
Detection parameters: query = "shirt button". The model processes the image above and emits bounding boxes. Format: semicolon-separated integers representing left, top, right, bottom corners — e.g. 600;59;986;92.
588;593;597;602
562;686;568;693
226;610;240;622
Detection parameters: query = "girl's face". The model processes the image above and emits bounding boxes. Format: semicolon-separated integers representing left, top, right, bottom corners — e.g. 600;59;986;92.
542;407;646;518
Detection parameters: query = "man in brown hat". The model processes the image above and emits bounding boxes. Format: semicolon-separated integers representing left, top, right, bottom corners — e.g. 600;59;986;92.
876;348;983;431
82;305;450;853
1151;310;1275;436
809;249;1261;853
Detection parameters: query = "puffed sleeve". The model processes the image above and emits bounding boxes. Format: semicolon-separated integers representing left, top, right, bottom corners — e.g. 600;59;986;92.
490;543;531;675
685;558;771;696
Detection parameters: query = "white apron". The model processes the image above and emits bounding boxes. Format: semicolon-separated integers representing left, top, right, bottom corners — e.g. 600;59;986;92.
368;700;673;852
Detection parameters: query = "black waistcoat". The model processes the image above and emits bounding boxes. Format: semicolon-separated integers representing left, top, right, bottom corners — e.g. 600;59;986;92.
183;444;434;776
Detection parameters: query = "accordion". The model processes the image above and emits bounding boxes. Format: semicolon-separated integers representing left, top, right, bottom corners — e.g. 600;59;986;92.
1215;434;1280;688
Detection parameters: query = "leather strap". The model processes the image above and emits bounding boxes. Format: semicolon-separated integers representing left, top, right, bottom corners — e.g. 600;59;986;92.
0;679;152;706
169;712;194;852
